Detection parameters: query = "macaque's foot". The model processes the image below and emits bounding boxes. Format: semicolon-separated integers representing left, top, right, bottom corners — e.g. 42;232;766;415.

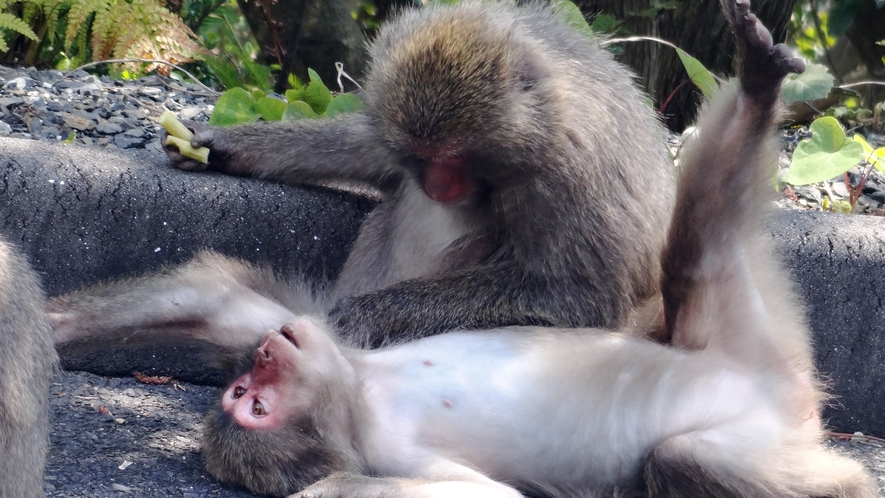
160;120;219;171
720;0;805;97
289;473;395;498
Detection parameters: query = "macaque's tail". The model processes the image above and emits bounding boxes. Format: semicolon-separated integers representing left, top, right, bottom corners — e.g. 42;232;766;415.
660;0;811;375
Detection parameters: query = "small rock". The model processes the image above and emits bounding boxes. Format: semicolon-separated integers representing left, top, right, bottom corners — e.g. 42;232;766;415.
25;116;43;134
39;125;62;140
0;121;12;137
178;106;203;120
124;127;145;138
4;76;33;90
113;133;145;149
0;96;25;110
96;121;124;134
46;100;68;112
831;181;850;198
61;112;96;131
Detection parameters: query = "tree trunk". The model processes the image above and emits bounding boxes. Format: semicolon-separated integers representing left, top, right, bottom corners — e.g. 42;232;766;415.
845;0;885;106
238;0;369;90
575;0;797;130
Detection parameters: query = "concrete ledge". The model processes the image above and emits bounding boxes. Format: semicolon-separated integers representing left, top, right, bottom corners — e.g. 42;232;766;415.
2;137;884;435
771;210;885;436
0;137;372;295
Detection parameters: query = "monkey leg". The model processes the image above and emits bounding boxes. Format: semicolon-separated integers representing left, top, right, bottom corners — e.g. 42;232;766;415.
645;427;877;498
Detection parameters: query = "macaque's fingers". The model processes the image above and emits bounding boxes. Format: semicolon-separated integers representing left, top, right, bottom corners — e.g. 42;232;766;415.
160;128;209;171
160;120;221;171
720;0;804;97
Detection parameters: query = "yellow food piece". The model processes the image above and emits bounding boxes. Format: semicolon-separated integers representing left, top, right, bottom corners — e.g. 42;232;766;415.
165;136;210;164
159;110;194;141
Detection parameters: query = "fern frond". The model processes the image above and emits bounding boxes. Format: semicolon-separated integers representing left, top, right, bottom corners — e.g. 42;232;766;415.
96;0;201;74
0;11;39;41
43;0;67;44
88;0;114;59
64;0;100;51
22;1;39;25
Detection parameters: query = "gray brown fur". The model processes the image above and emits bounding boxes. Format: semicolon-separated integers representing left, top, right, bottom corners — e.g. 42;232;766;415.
0;237;56;498
159;0;675;346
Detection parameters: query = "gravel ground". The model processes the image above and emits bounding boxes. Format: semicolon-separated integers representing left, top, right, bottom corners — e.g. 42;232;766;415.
1;64;884;496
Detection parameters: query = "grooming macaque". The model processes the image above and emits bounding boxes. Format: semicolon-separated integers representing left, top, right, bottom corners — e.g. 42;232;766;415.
198;2;876;497
0;237;56;498
51;0;675;351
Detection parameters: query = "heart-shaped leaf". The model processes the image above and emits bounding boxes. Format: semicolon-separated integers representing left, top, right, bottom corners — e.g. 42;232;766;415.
209;87;260;126
782;117;864;185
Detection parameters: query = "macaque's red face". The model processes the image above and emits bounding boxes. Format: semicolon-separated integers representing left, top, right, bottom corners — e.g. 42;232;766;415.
418;153;474;204
221;318;343;431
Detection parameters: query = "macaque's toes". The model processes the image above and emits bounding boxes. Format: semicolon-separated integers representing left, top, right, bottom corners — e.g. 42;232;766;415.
722;0;805;95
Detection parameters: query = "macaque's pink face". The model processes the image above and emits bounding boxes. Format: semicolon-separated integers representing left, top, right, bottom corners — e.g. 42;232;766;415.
221;318;344;430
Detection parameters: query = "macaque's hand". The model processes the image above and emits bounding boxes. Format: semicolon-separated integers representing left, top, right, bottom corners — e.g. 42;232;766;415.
289;473;401;498
328;293;417;348
721;0;805;96
160;120;226;172
328;295;383;347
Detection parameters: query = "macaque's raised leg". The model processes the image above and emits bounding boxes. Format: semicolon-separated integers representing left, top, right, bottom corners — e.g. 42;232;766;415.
650;1;874;496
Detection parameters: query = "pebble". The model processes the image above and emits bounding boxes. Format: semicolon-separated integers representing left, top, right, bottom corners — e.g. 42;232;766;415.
0;64;216;152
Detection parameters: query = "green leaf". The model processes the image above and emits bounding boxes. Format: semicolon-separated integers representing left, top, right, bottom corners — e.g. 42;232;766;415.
325;94;363;117
303;68;333;115
589;14;622;34
282;101;319;120
0;12;39;41
780;63;834;103
552;0;594;37
255;97;287;121
782;117;865;185
251;89;266;100
285;88;304;104
675;48;717;99
209;87;261;127
853;134;885;173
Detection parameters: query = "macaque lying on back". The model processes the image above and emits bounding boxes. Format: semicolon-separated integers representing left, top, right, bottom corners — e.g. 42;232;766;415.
199;1;876;496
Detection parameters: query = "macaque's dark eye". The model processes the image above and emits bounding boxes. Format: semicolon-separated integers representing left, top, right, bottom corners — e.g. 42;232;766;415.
252;401;266;416
233;386;246;399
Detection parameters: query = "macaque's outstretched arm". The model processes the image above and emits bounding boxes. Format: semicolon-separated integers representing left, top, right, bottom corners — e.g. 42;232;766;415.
331;264;613;347
164;114;402;194
50;252;320;351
